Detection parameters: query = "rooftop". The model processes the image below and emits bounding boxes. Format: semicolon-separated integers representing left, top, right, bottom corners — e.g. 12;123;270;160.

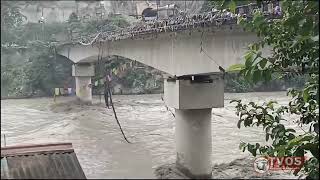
1;143;86;179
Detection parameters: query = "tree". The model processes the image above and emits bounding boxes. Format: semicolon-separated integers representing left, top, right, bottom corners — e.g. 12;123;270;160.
1;1;27;29
226;0;319;179
24;48;73;96
1;1;27;44
202;0;256;12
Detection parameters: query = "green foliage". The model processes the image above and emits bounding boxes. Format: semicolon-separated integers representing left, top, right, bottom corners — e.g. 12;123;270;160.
24;51;73;95
124;68;148;88
1;7;71;97
228;0;319;178
68;12;79;23
1;63;29;97
1;1;27;44
69;14;130;40
92;56;163;94
224;72;306;93
1;1;27;29
225;73;253;92
207;0;256;12
1;4;132;97
1;48;73;97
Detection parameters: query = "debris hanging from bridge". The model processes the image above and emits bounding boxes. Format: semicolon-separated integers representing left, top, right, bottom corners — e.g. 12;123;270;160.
68;3;282;46
106;79;132;144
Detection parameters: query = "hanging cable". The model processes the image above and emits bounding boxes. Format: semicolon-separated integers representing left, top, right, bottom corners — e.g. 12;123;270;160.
107;83;132;143
161;94;175;118
201;48;225;73
67;47;70;59
100;43;105;75
97;42;101;67
199;30;226;73
97;42;103;102
101;40;131;143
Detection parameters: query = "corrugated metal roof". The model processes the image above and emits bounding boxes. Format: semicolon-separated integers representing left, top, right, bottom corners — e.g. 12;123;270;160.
1;143;86;179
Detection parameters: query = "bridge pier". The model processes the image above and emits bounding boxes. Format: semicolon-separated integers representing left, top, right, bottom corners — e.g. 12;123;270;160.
164;74;224;179
72;63;95;104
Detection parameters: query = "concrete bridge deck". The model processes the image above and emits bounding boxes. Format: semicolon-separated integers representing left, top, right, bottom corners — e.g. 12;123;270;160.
57;7;277;76
55;5;279;178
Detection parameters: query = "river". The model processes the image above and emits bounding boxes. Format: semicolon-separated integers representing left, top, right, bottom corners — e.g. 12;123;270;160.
1;92;304;178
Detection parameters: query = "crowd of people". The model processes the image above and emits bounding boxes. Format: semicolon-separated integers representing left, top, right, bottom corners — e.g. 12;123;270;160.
78;3;282;44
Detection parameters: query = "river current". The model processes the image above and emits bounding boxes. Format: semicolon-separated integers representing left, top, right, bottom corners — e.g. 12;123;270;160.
1;92;304;178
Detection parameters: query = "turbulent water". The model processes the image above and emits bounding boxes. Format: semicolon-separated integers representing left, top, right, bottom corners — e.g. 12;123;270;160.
1;92;305;179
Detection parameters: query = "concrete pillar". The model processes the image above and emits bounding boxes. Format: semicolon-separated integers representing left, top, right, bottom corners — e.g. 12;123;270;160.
175;108;212;178
72;63;95;104
164;73;224;179
75;76;92;103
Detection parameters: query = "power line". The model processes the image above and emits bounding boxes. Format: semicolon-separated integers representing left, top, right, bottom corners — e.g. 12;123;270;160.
200;48;225;73
161;95;175;118
107;83;132;143
199;30;225;73
101;44;131;144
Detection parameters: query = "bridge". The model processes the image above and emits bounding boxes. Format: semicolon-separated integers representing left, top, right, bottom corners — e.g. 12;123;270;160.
57;9;275;178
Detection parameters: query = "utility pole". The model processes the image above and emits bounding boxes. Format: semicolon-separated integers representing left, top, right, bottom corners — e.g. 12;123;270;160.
41;8;45;40
185;0;186;13
76;1;79;16
156;0;160;20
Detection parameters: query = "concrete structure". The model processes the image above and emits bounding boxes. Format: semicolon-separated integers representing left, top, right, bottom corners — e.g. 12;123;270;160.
72;63;95;103
58;24;262;105
164;75;224;109
175;108;212;178
59;26;263;76
163;74;223;178
57;20;269;178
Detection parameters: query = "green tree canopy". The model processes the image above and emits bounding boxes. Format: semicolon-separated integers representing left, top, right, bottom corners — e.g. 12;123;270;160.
226;0;319;178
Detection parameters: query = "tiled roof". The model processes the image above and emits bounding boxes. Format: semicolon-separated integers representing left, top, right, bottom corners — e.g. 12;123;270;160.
1;143;86;179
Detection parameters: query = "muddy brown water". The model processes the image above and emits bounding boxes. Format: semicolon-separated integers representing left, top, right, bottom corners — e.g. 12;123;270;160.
1;92;305;178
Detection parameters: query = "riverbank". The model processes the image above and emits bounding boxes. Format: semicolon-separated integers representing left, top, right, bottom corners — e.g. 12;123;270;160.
154;156;298;179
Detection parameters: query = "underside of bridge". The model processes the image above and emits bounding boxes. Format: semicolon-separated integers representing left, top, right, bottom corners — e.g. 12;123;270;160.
57;25;267;178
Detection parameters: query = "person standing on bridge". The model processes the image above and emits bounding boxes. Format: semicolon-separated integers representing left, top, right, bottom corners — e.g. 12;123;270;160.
104;73;112;109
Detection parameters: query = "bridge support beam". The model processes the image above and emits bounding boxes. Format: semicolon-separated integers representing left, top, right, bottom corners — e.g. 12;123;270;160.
72;63;95;104
175;108;212;178
164;74;224;179
75;76;92;104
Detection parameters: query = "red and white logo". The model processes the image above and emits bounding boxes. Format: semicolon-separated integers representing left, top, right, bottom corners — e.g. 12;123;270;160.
254;156;269;173
254;156;307;173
